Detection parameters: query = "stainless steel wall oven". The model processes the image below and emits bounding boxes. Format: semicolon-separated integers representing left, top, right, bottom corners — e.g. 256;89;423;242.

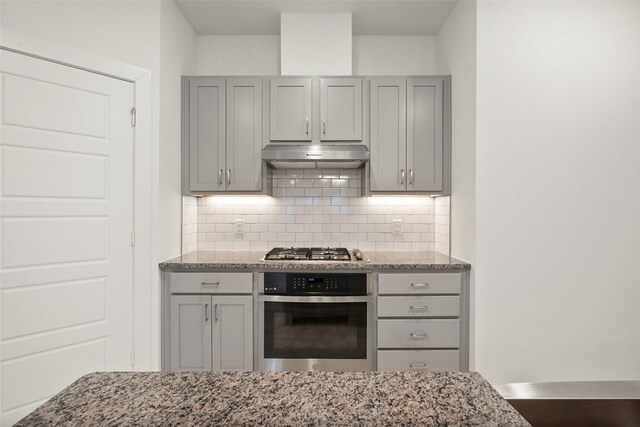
258;272;373;371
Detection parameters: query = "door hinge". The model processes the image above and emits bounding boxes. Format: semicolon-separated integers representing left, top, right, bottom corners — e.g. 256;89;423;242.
130;348;135;367
130;107;136;127
131;229;136;247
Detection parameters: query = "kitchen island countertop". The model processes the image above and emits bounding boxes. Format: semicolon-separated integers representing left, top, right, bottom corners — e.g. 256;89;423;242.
159;250;470;271
16;371;528;426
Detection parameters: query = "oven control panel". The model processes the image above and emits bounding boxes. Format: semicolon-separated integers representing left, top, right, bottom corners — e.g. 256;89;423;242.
264;273;367;295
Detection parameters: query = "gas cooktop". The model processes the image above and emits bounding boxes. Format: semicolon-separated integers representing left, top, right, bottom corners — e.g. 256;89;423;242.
265;247;352;261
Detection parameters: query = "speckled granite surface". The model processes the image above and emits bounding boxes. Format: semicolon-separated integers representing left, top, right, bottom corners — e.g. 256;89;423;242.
16;371;528;426
159;250;470;271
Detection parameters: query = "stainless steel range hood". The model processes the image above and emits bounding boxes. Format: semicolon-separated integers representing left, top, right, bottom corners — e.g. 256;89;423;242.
262;145;369;169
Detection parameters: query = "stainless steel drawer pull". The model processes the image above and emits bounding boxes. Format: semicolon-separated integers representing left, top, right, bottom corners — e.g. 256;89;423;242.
218;169;223;185
227;169;231;185
400;169;405;185
306;117;309;135
205;303;209;322
410;305;428;311
409;169;414;185
214;304;218;322
410;332;428;338
201;282;220;287
411;283;428;288
322;119;326;135
409;363;427;369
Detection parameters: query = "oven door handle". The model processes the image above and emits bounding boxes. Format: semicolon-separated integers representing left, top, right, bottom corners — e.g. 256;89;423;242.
259;295;372;303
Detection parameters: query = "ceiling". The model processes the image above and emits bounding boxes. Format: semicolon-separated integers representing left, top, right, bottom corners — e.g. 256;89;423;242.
175;0;459;36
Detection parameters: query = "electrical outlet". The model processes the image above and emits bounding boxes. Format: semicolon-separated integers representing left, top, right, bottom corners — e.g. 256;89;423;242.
392;219;403;235
234;219;245;235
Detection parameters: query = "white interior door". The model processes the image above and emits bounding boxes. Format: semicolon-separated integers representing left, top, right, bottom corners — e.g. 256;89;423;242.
0;50;134;425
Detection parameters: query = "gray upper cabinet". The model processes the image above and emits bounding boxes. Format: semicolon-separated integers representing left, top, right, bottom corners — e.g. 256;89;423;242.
369;76;450;195
170;295;212;372
407;77;444;193
320;78;363;141
269;78;312;141
212;295;253;371
370;78;407;192
188;78;225;192
183;77;266;195
226;78;263;192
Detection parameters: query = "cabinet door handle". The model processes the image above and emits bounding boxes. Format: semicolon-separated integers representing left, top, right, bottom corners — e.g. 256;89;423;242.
410;332;428;338
201;281;220;287
306;117;309;135
411;282;428;288
218;169;223;185
227;169;231;185
400;169;405;185
409;169;414;185
322;119;326;135
409;363;427;369
410;305;428;311
205;303;209;322
214;304;218;322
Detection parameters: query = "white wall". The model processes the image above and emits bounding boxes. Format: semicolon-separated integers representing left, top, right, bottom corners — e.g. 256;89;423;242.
197;36;280;75
353;36;437;75
436;0;477;368
475;0;640;384
159;0;197;262
197;35;436;75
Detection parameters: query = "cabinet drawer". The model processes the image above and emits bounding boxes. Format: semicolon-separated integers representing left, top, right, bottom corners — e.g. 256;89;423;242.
378;296;460;317
378;319;459;348
377;350;460;372
170;272;253;294
378;273;461;294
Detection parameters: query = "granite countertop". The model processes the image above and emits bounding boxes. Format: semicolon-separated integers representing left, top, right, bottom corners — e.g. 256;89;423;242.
17;371;528;426
159;250;470;271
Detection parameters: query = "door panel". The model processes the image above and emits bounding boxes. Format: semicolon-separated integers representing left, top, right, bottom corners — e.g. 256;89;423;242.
269;78;312;141
320;78;362;141
226;79;262;191
407;77;443;192
212;296;253;371
0;50;134;424
170;295;212;371
189;78;225;191
369;78;406;192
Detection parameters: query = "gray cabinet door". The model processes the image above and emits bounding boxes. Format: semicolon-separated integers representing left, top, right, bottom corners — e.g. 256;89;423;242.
407;77;443;192
370;78;407;192
269;78;312;141
170;295;212;371
320;78;363;141
212;296;253;371
189;78;225;192
226;78;262;191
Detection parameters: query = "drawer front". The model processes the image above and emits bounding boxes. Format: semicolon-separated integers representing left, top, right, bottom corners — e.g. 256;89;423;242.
377;319;460;348
377;350;460;372
378;296;460;317
378;273;461;294
170;272;253;294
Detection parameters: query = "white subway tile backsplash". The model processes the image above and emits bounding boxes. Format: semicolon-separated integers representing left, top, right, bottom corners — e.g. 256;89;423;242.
183;170;449;254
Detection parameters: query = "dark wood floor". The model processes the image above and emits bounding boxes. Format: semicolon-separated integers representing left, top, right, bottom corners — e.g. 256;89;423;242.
508;399;640;427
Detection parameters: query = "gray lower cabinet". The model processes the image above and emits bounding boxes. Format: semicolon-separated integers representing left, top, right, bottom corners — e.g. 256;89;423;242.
320;78;363;141
376;272;466;372
183;77;265;194
169;294;253;372
170;295;212;371
369;76;450;195
269;78;312;141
